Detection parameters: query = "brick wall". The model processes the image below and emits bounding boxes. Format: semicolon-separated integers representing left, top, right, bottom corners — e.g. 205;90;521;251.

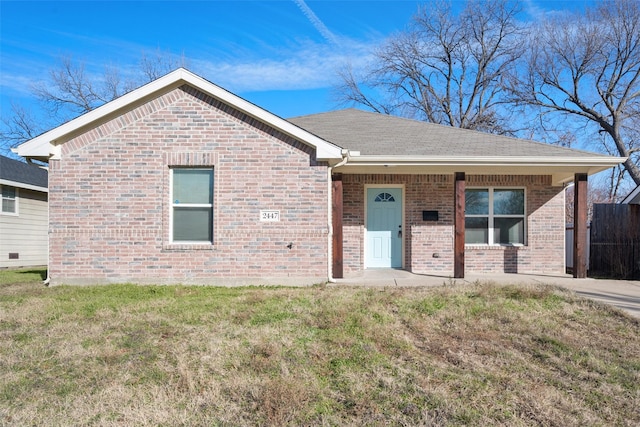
464;175;565;275
342;174;565;276
48;85;329;285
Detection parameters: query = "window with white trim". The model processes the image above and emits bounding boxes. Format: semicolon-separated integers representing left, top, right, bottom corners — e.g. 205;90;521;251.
465;188;525;245
171;168;213;243
1;185;17;215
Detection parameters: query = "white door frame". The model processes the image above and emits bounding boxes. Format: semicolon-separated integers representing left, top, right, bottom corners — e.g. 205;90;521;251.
364;184;405;269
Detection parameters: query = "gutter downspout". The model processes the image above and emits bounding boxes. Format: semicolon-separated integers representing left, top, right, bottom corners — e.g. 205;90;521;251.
327;150;350;283
44;195;50;286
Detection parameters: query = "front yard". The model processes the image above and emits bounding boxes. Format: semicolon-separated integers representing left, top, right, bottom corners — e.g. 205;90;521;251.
1;269;638;426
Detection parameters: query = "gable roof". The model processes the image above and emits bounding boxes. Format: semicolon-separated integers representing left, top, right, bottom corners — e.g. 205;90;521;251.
621;184;640;204
289;109;625;185
13;68;343;163
0;155;48;192
13;68;624;186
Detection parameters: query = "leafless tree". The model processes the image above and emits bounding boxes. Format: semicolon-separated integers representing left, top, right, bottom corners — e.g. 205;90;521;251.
0;103;43;149
1;50;187;157
30;57;136;121
509;0;640;187
139;49;188;81
565;182;617;225
335;0;524;134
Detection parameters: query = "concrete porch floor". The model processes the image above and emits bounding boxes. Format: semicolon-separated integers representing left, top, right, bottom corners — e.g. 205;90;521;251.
333;269;640;318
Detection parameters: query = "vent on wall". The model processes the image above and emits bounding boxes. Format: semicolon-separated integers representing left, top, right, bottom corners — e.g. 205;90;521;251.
8;253;19;259
422;211;439;221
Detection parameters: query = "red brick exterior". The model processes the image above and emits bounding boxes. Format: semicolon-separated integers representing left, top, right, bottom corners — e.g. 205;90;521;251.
48;85;329;285
342;174;565;276
47;84;567;284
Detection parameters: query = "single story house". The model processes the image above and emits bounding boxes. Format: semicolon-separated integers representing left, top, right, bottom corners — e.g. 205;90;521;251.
14;68;624;285
0;155;48;268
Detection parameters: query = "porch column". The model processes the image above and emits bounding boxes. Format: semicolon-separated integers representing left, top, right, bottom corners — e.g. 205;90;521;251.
573;173;588;278
454;172;465;278
332;174;344;279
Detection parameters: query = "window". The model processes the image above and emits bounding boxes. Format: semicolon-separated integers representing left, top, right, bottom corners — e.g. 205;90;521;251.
375;192;396;202
171;168;213;243
1;185;17;215
465;188;525;245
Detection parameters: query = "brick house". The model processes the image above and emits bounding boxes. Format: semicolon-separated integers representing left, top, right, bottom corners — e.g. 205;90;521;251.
14;69;623;285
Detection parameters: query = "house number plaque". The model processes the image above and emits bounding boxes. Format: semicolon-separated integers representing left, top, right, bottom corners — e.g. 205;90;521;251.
260;210;280;222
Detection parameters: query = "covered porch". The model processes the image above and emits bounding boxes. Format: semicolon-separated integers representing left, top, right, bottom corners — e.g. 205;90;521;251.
287;108;624;282
331;171;592;280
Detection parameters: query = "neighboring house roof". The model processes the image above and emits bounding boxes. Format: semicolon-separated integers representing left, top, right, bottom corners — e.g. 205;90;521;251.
621;184;640;204
289;109;625;185
13;68;343;163
0;155;48;192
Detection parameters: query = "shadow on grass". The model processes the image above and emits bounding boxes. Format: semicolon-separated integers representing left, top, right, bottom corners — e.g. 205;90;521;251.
0;268;47;285
17;269;48;280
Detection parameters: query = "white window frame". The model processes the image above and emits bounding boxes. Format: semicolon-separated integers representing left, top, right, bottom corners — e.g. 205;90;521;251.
0;185;18;216
169;168;214;244
465;187;526;246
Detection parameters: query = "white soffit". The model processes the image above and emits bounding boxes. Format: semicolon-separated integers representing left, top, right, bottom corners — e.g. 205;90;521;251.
334;154;626;185
14;68;343;161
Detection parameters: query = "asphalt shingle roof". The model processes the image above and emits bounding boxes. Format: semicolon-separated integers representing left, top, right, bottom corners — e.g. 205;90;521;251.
288;108;607;158
0;155;48;189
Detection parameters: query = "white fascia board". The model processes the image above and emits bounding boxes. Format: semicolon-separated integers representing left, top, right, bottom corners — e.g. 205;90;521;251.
12;140;51;158
621;184;640;204
15;68;343;161
14;70;188;158
0;179;48;193
345;155;626;167
338;155;626;185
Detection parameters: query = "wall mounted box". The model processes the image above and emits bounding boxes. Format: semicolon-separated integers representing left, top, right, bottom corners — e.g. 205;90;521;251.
422;210;439;221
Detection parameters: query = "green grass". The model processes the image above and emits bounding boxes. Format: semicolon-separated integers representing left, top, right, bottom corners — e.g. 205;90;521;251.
0;268;46;285
0;269;638;426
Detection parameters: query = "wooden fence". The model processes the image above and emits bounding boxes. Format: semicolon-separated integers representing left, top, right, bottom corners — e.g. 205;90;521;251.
589;204;640;279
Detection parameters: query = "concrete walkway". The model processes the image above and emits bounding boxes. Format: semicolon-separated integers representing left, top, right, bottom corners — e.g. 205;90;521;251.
334;269;640;318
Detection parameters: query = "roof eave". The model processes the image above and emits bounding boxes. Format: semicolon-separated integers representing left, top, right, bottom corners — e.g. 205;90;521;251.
344;155;626;165
14;68;343;162
621;184;640;204
334;155;626;186
0;178;48;193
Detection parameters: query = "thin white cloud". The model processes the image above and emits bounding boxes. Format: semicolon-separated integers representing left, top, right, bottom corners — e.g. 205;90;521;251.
522;0;575;21
0;37;377;106
192;40;374;93
292;0;340;46
0;72;38;99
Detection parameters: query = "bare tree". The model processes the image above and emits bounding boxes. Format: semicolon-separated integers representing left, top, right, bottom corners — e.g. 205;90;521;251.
0;103;44;150
335;0;524;134
565;182;617;225
30;57;135;121
139;49;188;81
509;0;640;187
1;51;187;157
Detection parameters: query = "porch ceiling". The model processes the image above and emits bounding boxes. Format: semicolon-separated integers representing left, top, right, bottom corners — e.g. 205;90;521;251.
333;155;622;185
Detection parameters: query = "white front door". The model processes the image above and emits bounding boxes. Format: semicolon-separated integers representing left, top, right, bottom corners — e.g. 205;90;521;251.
366;188;402;268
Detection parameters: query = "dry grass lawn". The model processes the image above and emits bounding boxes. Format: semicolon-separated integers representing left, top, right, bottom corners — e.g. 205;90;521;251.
1;269;638;426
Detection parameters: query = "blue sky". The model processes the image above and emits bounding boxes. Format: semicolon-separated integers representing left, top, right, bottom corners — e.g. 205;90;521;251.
1;0;595;123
